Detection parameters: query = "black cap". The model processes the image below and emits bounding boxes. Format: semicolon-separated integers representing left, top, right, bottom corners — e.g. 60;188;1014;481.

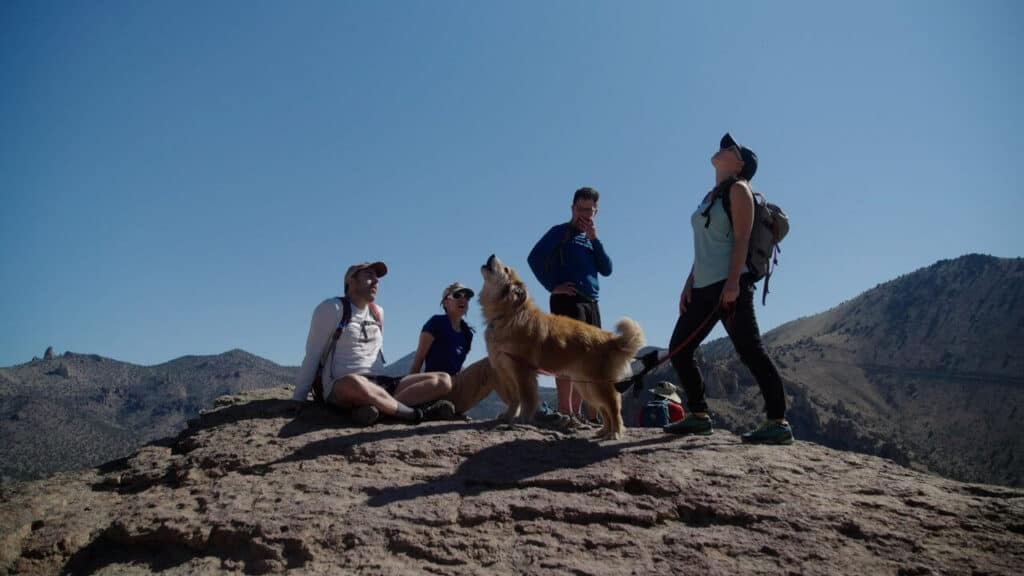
720;133;758;181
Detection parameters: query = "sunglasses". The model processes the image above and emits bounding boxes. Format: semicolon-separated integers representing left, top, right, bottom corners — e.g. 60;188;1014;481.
448;292;471;301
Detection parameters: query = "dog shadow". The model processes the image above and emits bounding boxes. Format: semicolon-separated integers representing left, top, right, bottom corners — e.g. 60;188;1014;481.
365;433;679;507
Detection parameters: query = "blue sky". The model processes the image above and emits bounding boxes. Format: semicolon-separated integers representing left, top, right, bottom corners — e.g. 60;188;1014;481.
2;1;1021;372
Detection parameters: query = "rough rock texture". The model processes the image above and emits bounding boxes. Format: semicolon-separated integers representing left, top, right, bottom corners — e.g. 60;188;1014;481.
2;386;1022;575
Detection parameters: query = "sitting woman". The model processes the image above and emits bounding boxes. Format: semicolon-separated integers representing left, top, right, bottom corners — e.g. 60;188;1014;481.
410;282;475;376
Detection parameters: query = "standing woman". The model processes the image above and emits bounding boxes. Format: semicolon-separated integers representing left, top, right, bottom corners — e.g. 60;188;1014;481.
410;282;475;376
663;133;792;444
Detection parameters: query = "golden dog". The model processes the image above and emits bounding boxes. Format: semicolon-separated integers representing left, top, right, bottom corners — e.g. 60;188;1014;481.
479;254;644;440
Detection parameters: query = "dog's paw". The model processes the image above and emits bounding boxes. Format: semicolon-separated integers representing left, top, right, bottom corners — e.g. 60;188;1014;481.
593;427;623;441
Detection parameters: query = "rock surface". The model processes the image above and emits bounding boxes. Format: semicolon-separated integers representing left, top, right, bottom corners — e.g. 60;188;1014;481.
2;386;1022;575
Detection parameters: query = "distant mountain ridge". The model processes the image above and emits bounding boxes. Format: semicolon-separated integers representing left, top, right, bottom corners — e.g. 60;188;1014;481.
2;254;1021;486
641;254;1024;486
0;348;530;483
0;349;296;482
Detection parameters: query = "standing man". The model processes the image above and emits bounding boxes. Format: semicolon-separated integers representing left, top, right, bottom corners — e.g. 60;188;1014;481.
527;187;613;428
293;261;456;426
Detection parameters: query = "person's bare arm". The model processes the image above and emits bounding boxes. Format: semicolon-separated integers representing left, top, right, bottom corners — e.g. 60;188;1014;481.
409;331;435;374
721;182;754;309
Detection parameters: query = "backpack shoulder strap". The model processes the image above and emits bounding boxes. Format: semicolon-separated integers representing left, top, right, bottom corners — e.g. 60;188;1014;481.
369;303;383;330
312;297;350;403
329;296;351;349
701;177;739;228
325;296;352;361
365;301;386;365
544;222;575;272
339;296;352;325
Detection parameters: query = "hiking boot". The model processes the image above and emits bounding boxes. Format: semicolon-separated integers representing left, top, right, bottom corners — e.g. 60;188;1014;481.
418;399;457;422
351;405;380;427
741;420;794;445
570;413;596;430
535;403;564;423
532;409;576;432
663;414;713;436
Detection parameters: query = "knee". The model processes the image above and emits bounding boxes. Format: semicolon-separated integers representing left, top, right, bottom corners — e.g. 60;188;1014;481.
735;343;770;365
669;345;698;366
437;373;453;394
333;376;370;403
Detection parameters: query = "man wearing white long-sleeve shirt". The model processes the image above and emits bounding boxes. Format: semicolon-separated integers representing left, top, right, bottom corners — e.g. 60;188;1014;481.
293;261;455;425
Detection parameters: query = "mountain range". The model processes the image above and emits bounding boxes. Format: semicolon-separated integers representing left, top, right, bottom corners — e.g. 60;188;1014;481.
1;254;1020;487
631;253;1024;486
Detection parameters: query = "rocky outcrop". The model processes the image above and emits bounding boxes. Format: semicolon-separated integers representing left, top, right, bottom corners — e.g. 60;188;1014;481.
2;387;1021;575
42;348;55;361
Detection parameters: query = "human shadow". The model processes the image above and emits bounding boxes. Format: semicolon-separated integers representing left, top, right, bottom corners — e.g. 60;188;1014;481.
179;398;389;439
235;420;492;476
365;433;680;507
190;398;303;430
188;397;420;440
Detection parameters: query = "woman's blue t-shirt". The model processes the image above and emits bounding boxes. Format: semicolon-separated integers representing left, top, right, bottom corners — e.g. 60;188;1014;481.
422;314;472;375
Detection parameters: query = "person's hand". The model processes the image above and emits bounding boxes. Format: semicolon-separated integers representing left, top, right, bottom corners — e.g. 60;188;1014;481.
552;281;578;296
720;280;740;314
578;218;597;241
679;284;692;314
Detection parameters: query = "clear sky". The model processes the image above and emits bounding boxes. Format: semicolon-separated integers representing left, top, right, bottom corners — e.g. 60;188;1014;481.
2;1;1021;372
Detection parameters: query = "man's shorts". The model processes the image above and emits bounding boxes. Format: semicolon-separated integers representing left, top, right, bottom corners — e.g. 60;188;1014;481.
550;293;601;328
365;375;402;396
328;374;403;400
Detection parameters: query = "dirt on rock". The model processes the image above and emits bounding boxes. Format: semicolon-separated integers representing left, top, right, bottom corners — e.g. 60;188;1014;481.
2;386;1022;575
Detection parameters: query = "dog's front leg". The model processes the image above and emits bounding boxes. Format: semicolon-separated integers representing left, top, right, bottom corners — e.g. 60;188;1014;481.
516;369;540;425
489;355;521;424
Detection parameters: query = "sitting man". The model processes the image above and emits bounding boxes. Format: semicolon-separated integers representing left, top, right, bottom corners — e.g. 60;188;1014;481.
292;261;455;425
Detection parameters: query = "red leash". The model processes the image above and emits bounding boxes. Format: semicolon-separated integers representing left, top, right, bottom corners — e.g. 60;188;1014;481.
613;302;726;395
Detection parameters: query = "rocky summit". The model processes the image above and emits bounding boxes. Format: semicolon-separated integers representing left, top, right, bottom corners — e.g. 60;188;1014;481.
2;386;1022;575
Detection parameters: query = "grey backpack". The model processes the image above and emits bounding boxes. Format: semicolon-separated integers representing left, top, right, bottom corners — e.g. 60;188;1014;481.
703;177;790;304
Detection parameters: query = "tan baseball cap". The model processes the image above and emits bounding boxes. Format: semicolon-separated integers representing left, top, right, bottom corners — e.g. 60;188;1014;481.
441;282;475;303
344;261;388;292
650;381;682;404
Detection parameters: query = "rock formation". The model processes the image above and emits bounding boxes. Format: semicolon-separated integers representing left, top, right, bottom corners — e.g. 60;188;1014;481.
2;386;1021;575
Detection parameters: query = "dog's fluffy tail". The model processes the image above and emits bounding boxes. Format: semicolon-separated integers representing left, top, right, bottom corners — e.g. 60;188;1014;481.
613;318;645;355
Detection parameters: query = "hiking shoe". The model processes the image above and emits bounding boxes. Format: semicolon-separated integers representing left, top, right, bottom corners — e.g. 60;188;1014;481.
535;404;562;422
418;399;457;422
741;421;794;445
570;413;596;430
351;405;380;427
533;409;576;432
663;415;713;436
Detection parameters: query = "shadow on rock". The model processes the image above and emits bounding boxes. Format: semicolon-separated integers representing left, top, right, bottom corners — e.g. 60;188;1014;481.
276;401;397;438
191;399;302;431
185;398;373;439
236;421;487;476
62;521;310;575
366;434;679;507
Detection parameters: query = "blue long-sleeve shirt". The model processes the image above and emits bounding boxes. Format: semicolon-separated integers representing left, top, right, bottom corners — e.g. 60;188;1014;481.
527;223;612;302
